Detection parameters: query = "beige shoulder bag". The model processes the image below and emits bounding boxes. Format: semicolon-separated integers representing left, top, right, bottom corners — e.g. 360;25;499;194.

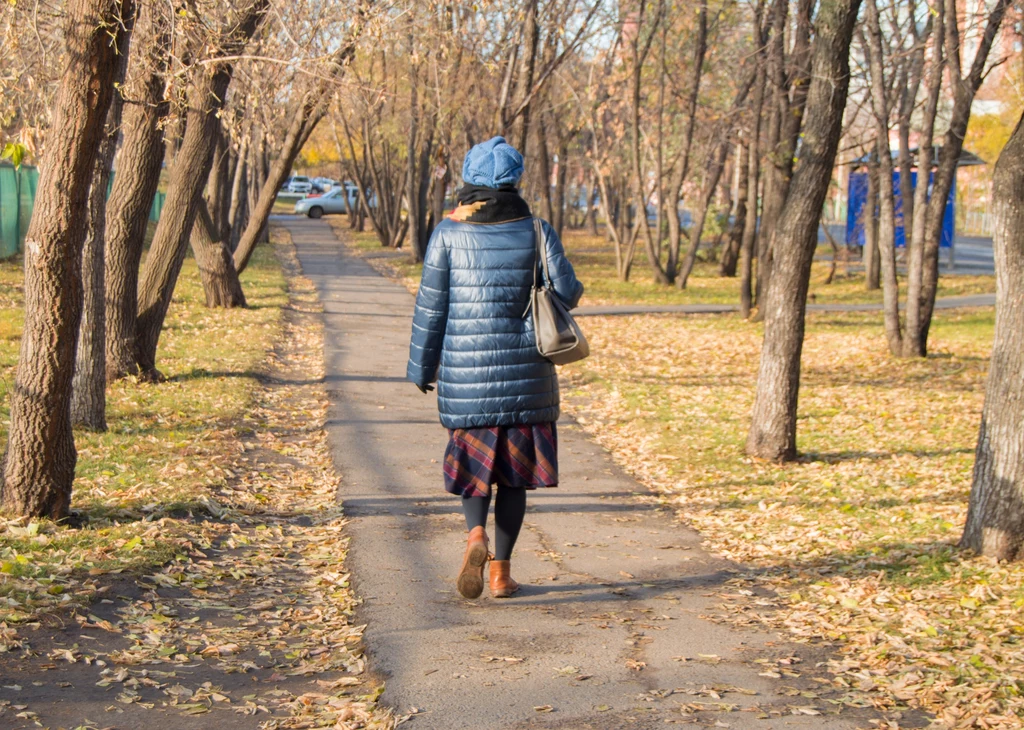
526;218;589;365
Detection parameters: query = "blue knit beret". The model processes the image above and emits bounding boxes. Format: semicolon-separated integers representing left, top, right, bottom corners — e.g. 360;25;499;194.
461;136;524;188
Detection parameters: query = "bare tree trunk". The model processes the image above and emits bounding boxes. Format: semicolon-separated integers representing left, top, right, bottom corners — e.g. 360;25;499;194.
135;0;269;378
754;0;812;313
406;43;424;261
586;173;599;235
665;0;708;282
897;2;927;253
677;142;730;288
628;2;669;285
904;3;944;357
72;18;134;429
740;12;767;318
191;200;247;308
512;0;539;153
753;0;787;310
1;0;135;519
428;143;449;240
206;124;233;241
864;161;881;290
911;0;1010;355
246;133;268;242
227;134;248;249
746;0;861;462
105;3;170;382
720;143;747;277
551;121;568;238
961;112;1024;560
864;0;903;355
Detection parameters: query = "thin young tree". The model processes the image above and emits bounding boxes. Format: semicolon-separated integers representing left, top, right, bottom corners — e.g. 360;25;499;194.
739;2;767;318
1;0;135;518
862;0;902;356
907;0;1010;356
961;111;1024;561
746;0;862;462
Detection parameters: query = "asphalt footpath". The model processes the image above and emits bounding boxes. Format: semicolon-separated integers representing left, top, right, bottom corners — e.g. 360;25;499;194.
284;217;890;730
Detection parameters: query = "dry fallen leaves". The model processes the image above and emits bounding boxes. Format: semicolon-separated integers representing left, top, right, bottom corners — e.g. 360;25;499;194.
0;235;396;729
562;311;1024;729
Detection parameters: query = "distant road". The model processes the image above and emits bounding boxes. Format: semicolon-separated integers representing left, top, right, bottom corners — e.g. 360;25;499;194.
821;224;995;275
575;293;996;318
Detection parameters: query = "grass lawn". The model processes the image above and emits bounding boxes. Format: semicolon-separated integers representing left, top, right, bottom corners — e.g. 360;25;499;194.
561;309;1021;727
320;212;996;310
0;242;286;622
560;229;996;307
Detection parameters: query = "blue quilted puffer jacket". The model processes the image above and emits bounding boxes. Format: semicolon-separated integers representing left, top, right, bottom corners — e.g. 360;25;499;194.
407;217;584;429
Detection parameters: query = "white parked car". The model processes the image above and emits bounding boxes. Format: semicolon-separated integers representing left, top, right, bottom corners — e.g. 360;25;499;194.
294;187;349;218
287;175;313;194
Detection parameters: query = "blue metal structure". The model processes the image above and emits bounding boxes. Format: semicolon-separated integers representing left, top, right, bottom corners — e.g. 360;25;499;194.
846;169;955;250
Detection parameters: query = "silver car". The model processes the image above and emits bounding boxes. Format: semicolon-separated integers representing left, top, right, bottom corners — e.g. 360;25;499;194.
293;187;349;218
287;175;313;194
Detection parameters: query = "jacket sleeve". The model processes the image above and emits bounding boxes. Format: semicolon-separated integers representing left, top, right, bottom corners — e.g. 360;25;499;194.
407;229;450;386
542;220;585;310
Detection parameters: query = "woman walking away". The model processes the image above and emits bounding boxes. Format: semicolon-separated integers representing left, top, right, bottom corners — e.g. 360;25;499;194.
407;136;584;599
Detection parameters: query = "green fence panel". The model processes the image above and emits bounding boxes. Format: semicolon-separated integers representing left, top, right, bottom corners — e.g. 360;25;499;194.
0;164;17;259
0;163;40;259
150;191;165;222
0;163;163;259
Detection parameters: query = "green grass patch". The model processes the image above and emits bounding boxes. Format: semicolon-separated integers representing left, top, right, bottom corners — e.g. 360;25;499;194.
0;238;287;622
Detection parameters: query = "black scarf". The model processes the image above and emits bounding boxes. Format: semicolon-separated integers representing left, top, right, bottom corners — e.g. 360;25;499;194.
450;184;532;223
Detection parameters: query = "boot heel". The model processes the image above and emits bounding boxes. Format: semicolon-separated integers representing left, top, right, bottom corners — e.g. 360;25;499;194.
457;528;489;599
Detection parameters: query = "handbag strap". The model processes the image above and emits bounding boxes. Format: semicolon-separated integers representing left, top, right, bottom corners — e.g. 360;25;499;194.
533;217;551;288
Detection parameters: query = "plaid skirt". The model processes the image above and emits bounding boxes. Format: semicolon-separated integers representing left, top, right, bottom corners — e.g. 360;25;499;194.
443;423;558;498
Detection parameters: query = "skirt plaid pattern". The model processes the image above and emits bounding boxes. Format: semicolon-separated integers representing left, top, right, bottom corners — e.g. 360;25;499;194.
443;423;558;498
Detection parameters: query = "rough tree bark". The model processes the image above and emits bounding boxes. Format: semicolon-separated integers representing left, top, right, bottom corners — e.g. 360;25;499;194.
104;2;170;382
863;161;881;290
71;13;135;429
904;1;944;357
719;143;747;278
135;0;269;378
864;0;902;355
227;133;248;249
191;200;247;307
232;4;369;275
961;112;1024;561
206;124;233;241
1;0;135;518
911;0;1010;355
195;122;246;306
740;8;767;318
746;0;862;462
754;0;812;312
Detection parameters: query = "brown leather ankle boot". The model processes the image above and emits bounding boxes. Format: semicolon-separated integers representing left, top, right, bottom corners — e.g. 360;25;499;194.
489;560;519;598
456;526;489;599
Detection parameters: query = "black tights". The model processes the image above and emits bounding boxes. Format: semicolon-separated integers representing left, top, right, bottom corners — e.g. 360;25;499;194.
462;488;527;561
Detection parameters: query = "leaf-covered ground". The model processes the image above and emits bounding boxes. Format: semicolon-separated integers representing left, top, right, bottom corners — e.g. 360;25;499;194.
561;310;1023;729
0;237;395;728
